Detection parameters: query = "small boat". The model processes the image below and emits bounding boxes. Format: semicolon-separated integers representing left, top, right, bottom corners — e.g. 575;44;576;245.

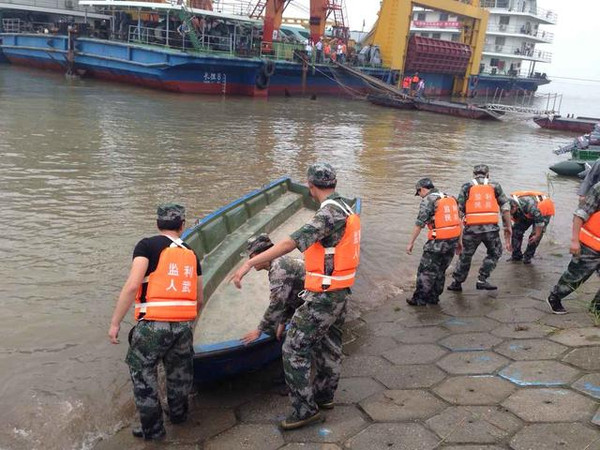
182;177;360;383
549;127;600;176
533;115;600;133
367;94;415;110
413;98;504;120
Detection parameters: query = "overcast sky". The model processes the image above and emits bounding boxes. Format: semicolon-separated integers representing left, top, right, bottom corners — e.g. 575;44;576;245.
286;0;600;80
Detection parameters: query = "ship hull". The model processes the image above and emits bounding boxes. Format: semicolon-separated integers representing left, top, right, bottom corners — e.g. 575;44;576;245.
534;116;599;133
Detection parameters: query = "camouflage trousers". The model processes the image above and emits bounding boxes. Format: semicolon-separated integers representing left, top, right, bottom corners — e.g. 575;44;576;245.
411;238;458;304
282;289;349;419
549;244;600;303
125;320;194;437
452;230;503;283
512;220;545;261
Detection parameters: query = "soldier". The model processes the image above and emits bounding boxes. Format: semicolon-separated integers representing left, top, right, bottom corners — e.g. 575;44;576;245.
406;178;462;306
547;182;600;314
231;163;360;431
508;191;555;264
108;204;203;440
448;164;512;292
241;233;305;345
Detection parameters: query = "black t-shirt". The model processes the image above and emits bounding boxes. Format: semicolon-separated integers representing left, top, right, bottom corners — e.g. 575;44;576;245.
133;235;202;301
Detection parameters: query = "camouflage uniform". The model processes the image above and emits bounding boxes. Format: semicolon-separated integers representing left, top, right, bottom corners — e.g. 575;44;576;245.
258;256;306;335
549;183;600;306
410;188;459;305
126;321;194;437
451;174;511;284
511;196;551;262
284;181;352;419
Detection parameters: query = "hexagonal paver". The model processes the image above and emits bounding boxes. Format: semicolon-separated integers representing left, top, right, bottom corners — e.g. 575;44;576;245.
549;327;600;347
238;393;289;423
499;361;581;387
491;323;553;339
510;423;600;450
205;423;284;450
367;321;404;337
573;373;600;400
440;333;503;351
360;390;447;421
341;355;392;378
443;447;505;450
495;339;568;361
426;406;522;444
502;388;597;422
437;351;509;375
444;317;500;333
398;311;449;328
394;326;449;344
282;445;341;450
563;347;600;371
383;344;447;365
375;364;447;389
346;336;397;356
344;423;439;449
335;377;384;404
541;312;595;329
434;376;515;405
441;299;498;318
593;407;600;427
283;406;366;444
486;307;546;323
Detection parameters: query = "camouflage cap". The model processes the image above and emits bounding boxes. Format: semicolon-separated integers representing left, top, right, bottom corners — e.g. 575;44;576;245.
473;164;490;175
415;177;434;195
246;233;274;256
157;203;186;221
307;163;337;188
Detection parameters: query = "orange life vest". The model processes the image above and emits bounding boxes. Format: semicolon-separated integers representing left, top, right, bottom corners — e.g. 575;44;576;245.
341;44;347;54
579;212;600;251
402;77;411;88
135;238;198;322
427;194;462;240
465;178;500;225
412;75;420;83
324;44;331;55
304;200;360;292
511;191;556;218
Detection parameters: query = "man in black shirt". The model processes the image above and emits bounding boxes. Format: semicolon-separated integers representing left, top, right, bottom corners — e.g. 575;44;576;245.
108;203;203;440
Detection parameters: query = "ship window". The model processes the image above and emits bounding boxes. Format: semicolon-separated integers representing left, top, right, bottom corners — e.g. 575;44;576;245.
495;36;506;45
439;13;449;21
499;16;510;25
490;58;499;67
421;33;430;38
451;34;460;42
432;33;441;39
417;12;426;21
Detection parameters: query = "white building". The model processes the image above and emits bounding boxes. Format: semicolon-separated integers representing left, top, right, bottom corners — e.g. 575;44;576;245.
410;0;556;78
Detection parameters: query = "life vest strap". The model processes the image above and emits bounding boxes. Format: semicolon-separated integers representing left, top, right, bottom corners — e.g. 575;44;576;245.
307;271;356;286
320;199;354;216
472;178;489;185
136;300;197;313
324;247;336;255
581;227;600;243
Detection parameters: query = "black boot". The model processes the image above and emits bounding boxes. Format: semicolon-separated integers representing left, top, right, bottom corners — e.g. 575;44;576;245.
476;279;497;290
447;281;462;292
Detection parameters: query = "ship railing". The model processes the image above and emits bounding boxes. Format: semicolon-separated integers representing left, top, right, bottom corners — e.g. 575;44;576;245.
0;0;89;13
483;43;552;63
128;24;235;54
260;41;305;62
479;0;557;24
486;24;554;43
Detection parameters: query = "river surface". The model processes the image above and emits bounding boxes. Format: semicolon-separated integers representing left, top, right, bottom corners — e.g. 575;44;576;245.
0;64;598;449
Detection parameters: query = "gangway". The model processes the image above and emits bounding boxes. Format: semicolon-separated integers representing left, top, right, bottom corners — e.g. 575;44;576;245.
482;91;563;116
333;62;410;99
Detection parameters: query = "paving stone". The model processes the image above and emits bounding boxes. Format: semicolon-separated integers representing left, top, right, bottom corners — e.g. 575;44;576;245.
494;339;568;361
238;393;289;423
491;323;553;339
335;377;384;404
281;445;341;450
434;376;515;405
442;446;506;450
444;317;501;334
383;343;447;365
562;346;600;371
499;361;581;387
361;305;404;323
510;423;600;450
398;311;449;328
486;307;547;323
367;321;406;337
441;299;499;318
340;355;392;378
549;327;600;347
541;312;596;329
283;406;366;444
344;423;439;449
205;423;284;450
393;326;449;344
426;406;522;444
375;364;447;389
502;388;597;422
360;390;447;421
439;333;503;351
437;351;509;375
573;373;600;400
344;336;397;356
593;408;600;427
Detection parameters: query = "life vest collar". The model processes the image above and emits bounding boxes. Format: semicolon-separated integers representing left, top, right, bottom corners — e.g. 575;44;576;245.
472;177;489;185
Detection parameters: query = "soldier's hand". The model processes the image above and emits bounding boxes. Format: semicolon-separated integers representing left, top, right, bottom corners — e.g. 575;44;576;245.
570;240;581;257
109;324;120;344
456;241;463;255
242;329;261;345
276;323;286;341
406;242;414;255
528;235;539;244
230;262;251;288
504;229;513;252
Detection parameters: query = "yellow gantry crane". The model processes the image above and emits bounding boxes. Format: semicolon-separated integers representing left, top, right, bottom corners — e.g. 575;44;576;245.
366;0;488;96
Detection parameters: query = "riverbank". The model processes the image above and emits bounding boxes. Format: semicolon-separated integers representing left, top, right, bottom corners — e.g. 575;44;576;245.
92;238;600;449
